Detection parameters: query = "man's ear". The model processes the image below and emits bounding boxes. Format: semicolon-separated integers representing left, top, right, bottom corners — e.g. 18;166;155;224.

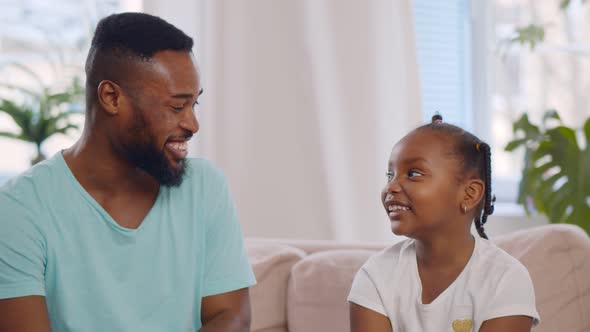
462;178;485;212
97;80;122;115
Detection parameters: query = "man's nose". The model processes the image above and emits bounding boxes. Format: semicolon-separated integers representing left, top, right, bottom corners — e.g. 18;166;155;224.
180;109;199;134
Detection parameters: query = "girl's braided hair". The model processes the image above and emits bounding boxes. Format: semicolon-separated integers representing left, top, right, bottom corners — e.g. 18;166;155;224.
419;114;495;239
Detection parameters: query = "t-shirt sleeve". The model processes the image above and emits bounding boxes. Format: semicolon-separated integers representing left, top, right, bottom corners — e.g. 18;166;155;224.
481;262;540;326
201;166;256;297
347;267;388;316
0;194;46;299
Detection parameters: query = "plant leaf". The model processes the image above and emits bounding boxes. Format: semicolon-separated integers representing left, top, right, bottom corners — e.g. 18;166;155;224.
532;125;588;232
542;109;562;128
548;186;571;224
0;131;22;140
510;24;546;50
0;83;42;100
52;124;79;136
0;99;34;132
512;113;540;138
505;138;528;152
3;62;46;91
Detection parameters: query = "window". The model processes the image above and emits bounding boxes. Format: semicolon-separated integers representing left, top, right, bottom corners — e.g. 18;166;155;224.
482;0;590;202
413;0;472;129
415;0;589;206
0;0;122;184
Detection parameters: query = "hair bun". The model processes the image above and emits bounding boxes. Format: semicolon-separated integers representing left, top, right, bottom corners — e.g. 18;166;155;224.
431;113;443;124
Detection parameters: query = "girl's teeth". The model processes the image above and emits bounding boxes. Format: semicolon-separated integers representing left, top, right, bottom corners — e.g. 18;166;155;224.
388;205;410;211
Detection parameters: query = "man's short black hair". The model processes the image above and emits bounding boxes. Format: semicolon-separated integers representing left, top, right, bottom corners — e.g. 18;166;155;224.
85;12;194;106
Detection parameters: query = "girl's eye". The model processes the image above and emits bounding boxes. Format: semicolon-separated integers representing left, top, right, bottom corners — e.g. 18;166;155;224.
386;171;394;181
408;170;422;178
192;101;200;111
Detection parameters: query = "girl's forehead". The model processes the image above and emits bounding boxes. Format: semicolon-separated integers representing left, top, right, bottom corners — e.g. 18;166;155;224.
390;130;455;163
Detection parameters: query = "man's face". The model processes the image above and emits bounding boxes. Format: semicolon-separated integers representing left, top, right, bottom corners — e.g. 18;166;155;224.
116;50;202;187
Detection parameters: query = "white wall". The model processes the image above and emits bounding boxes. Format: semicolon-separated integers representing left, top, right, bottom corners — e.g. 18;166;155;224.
139;0;552;242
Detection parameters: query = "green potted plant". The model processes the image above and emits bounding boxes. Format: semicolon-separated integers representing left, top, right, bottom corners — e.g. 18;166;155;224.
0;73;83;165
505;110;590;234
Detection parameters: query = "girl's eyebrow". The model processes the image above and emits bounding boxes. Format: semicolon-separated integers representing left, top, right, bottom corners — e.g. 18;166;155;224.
402;157;430;166
390;157;430;165
388;156;430;169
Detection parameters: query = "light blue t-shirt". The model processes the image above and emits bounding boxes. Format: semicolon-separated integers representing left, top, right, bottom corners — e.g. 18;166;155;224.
0;153;256;331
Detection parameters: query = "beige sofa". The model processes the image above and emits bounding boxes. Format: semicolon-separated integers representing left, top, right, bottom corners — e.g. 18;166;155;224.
245;224;590;332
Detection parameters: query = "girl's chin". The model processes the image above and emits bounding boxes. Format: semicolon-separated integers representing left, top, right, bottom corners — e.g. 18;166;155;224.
390;221;408;235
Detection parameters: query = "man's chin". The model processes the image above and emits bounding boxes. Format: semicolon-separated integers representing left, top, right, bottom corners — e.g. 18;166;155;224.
137;156;187;187
161;160;187;187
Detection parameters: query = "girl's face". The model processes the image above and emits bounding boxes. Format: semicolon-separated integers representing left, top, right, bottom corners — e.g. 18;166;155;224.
381;130;466;239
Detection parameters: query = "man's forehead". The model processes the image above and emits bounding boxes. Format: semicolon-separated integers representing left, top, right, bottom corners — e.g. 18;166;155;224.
137;51;200;94
151;50;198;70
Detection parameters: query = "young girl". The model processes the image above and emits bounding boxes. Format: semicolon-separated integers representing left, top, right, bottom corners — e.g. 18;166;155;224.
348;115;539;332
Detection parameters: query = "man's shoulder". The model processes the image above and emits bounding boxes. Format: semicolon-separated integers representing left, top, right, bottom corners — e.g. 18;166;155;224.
0;155;63;207
184;158;227;186
186;157;220;175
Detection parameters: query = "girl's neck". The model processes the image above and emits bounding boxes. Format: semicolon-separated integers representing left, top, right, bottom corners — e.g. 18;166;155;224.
414;231;475;269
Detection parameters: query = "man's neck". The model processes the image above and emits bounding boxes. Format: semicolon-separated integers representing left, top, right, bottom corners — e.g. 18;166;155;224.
62;131;158;196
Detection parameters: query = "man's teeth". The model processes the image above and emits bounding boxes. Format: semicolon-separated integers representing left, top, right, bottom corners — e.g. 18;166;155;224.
169;142;187;151
388;205;410;212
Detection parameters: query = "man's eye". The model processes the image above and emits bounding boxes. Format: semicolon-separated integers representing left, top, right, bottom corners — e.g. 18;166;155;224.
171;106;184;112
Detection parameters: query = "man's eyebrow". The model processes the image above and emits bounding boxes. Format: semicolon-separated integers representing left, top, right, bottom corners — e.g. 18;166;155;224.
171;88;204;99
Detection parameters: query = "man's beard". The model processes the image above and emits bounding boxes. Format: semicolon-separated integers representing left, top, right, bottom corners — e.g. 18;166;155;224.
124;139;188;187
120;110;189;187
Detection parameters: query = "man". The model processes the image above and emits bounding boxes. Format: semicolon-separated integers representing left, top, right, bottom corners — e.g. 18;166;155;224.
0;12;255;331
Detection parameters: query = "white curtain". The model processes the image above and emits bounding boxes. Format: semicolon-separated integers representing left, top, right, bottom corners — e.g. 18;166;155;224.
143;0;423;242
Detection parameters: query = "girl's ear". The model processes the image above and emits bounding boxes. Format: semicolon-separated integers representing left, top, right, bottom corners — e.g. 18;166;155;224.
461;178;485;213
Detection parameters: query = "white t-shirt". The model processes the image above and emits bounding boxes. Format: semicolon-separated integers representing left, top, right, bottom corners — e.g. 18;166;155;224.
348;236;540;332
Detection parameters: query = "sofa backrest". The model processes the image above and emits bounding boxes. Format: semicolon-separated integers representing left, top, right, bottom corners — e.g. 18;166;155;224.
494;224;590;332
247;224;590;332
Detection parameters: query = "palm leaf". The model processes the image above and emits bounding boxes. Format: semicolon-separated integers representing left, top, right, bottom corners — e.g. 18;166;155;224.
0;99;35;131
2;62;46;91
52;124;79;135
0;83;43;100
0;131;22;140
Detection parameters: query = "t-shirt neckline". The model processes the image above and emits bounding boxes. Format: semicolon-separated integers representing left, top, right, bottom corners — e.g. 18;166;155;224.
56;151;163;234
412;235;479;308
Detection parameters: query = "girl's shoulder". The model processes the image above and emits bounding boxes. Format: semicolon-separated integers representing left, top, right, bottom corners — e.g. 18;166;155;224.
361;238;415;277
470;237;533;284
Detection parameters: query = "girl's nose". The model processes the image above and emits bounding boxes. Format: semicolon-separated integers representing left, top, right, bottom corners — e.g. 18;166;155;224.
385;177;402;193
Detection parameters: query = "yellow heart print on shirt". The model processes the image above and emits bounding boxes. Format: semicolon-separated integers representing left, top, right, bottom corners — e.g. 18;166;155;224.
452;319;473;332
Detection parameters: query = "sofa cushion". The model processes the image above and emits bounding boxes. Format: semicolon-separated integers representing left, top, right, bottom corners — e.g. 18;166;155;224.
247;241;306;332
286;249;377;332
494;224;590;332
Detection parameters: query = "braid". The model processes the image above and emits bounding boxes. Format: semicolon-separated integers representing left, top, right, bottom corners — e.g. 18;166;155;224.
475;142;494;239
421;113;496;239
432;113;443;123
